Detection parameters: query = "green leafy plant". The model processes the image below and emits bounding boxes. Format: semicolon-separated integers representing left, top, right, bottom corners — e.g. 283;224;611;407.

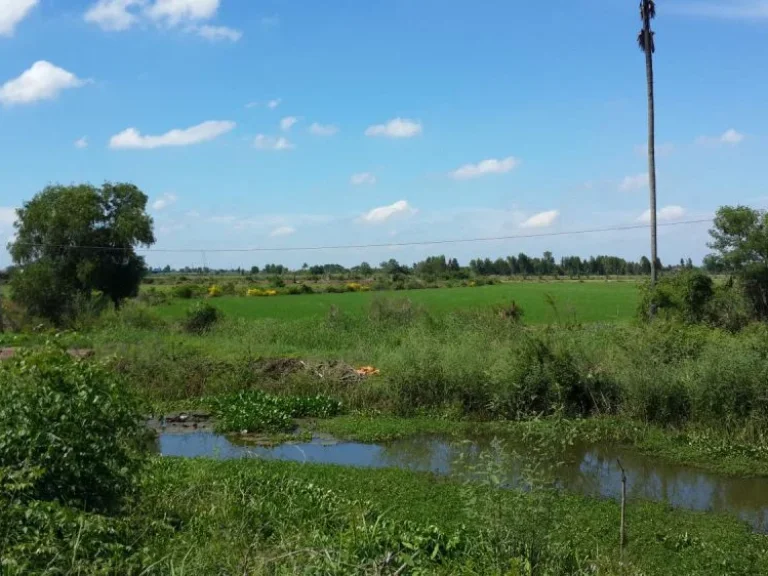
183;301;221;334
0;348;145;512
210;390;343;433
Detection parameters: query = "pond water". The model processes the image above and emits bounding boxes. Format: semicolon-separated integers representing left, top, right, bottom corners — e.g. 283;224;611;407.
156;431;768;532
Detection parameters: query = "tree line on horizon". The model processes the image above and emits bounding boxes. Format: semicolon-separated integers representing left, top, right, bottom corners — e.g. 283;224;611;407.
147;252;691;279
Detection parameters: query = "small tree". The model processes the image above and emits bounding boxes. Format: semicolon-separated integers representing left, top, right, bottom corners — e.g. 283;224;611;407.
707;205;768;318
8;183;155;324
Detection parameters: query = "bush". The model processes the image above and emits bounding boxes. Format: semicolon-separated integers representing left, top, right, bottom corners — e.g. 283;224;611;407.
0;348;145;512
368;297;425;325
171;285;196;299
639;270;714;324
270;276;286;288
183;301;221;334
208;284;222;297
136;286;170;306
286;283;314;295
221;281;237;296
115;301;166;330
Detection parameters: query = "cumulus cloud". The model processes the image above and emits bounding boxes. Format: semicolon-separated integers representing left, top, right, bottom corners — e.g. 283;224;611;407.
450;156;520;180
84;0;143;31
520;210;559;229
0;0;39;36
697;128;745;146
109;120;235;149
308;122;338;136
84;0;241;40
619;173;649;192
270;226;295;237
0;61;86;106
670;1;768;20
191;24;241;42
145;0;219;25
360;200;416;223
280;116;298;131
74;136;88;149
267;98;281;109
365;118;422;138
152;193;177;210
253;134;294;150
350;172;376;186
637;205;686;224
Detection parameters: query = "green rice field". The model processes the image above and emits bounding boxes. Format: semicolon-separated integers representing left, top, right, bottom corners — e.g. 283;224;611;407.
155;280;640;324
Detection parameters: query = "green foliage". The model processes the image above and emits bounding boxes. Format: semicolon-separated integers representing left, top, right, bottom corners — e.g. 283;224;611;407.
9;183;155;324
171;284;196;299
639;270;714;324
210;389;343;433
708;205;768;319
183;301;221;334
0;348;145;512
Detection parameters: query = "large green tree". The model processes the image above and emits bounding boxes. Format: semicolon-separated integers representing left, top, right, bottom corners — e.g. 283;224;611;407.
8;183;155;323
708;205;768;318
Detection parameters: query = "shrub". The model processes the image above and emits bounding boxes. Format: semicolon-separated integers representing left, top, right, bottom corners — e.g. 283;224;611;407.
115;301;166;330
0;348;145;512
136;286;170;306
183;301;221;334
208;284;222;297
270;276;286;288
638;270;714;324
171;284;196;299
368;297;424;325
221;281;237;296
286;284;314;295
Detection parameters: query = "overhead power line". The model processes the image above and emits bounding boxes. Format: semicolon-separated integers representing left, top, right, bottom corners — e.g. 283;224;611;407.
11;217;713;254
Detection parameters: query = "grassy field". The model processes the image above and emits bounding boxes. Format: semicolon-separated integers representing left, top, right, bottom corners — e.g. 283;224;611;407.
155;281;640;324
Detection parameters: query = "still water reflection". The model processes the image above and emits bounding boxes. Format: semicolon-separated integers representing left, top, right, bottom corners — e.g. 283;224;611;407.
157;432;768;532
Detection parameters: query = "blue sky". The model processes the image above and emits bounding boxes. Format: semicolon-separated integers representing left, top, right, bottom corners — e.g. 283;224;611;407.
1;0;767;269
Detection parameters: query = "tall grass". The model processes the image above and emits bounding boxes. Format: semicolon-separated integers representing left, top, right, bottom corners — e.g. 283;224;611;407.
84;298;768;435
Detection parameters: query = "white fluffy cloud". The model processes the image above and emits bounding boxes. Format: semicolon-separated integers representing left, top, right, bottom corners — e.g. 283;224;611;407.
365;118;422;138
110;120;235;149
0;61;85;106
697;128;745;146
280;116;298;131
619;173;649;192
637;205;686;224
152;193;178;210
84;0;241;39
360;200;416;223
450;156;520;180
308;122;338;136
671;1;768;20
520;210;559;229
145;0;219;25
84;0;143;31
267;98;281;109
350;172;376;186
0;0;39;36
270;226;295;237
192;24;241;42
74;136;88;149
253;134;294;151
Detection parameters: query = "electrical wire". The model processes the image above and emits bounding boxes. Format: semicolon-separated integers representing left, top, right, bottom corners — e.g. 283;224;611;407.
10;217;713;254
